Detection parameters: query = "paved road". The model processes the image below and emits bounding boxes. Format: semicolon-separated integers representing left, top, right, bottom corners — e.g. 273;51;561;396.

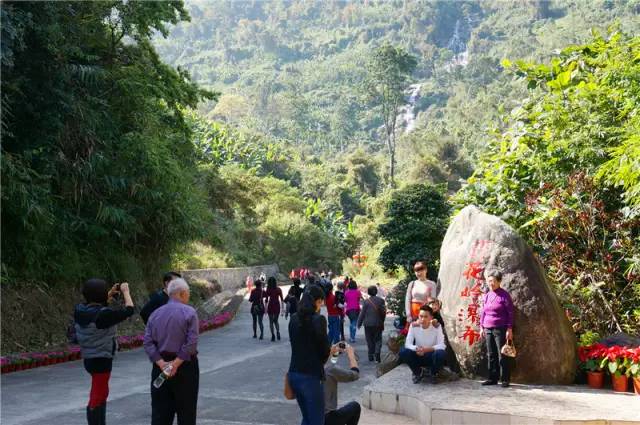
1;290;416;425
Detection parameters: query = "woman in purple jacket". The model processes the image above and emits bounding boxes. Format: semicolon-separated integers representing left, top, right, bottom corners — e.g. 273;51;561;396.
480;270;514;387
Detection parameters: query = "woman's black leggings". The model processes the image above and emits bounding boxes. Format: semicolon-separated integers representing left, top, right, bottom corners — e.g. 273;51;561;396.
268;313;280;337
252;312;264;337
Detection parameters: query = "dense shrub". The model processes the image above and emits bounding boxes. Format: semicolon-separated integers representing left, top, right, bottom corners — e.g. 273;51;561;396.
456;32;640;336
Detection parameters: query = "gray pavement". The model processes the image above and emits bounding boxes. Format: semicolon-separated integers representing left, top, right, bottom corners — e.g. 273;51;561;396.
1;290;416;425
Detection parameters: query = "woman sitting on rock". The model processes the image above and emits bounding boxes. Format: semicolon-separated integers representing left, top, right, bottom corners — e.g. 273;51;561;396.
480;270;514;387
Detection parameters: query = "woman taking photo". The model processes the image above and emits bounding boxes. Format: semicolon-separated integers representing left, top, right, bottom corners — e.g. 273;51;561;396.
405;260;437;323
265;276;284;341
480;270;514;387
344;280;362;343
288;285;332;425
249;279;267;339
74;278;135;425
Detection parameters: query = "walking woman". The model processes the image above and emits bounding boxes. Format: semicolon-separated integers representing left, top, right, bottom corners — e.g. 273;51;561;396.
249;280;267;339
74;279;135;425
480;270;514;387
344;280;362;343
357;285;386;362
285;278;303;319
265;276;284;341
405;260;437;324
288;285;332;425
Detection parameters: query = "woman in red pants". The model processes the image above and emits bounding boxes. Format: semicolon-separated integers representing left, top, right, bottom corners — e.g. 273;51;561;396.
74;279;135;424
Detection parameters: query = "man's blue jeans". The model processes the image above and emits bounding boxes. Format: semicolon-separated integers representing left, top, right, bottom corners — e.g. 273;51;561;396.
288;371;324;425
328;315;341;344
399;347;446;376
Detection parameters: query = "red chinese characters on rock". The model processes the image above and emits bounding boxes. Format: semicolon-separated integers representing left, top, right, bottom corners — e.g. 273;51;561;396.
458;240;492;347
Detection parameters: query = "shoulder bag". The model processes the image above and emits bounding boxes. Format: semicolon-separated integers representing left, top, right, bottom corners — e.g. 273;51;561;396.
251;289;265;315
284;373;295;399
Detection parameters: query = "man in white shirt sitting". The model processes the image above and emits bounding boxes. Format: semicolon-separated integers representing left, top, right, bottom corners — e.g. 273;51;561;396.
399;304;446;384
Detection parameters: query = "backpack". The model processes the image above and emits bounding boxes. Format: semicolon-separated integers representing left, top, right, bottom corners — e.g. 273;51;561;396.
334;291;345;309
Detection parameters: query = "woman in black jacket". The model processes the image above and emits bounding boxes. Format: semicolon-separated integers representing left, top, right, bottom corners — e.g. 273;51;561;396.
288;285;333;425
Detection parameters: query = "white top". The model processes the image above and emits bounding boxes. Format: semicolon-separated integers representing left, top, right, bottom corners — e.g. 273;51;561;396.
405;279;436;318
404;323;446;351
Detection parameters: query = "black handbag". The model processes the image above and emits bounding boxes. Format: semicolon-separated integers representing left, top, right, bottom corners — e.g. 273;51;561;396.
251;289;265;315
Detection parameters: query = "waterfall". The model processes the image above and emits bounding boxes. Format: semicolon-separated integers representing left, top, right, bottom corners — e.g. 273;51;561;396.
444;18;471;70
399;83;421;134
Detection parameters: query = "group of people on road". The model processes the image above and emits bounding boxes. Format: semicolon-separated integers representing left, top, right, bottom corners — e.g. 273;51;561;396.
281;270;388;425
284;260;515;425
73;272;200;425
72;257;515;425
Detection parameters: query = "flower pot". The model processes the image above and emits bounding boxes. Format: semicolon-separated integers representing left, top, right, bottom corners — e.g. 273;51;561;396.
587;371;604;389
633;377;640;395
611;374;628;392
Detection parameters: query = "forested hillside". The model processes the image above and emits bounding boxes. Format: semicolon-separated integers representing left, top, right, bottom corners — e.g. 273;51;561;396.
154;0;639;161
1;0;639;353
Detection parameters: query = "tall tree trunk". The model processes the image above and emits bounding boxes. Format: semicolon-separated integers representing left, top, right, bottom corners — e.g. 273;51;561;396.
389;146;395;187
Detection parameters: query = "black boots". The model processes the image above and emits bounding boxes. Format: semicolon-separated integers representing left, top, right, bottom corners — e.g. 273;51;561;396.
86;403;106;425
277;331;281;341
375;353;381;363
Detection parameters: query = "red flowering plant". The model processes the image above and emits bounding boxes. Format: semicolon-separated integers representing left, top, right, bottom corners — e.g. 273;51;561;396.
578;343;607;372
599;345;633;377
627;346;640;378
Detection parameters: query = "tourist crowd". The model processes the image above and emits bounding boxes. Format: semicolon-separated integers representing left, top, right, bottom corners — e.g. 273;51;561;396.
70;259;514;425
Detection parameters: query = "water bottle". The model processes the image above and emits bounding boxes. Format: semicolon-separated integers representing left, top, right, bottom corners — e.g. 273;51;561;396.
153;364;173;389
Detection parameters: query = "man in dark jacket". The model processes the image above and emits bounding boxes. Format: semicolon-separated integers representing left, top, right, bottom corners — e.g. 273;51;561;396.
357;286;386;362
140;271;181;324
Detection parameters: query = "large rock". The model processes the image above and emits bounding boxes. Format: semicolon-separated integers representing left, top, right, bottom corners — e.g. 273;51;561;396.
438;205;576;384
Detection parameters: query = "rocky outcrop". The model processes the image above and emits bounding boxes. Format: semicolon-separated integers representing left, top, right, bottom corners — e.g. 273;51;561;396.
438;205;576;384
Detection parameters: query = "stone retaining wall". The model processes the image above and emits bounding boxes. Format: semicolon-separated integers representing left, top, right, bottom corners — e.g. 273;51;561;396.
180;264;280;292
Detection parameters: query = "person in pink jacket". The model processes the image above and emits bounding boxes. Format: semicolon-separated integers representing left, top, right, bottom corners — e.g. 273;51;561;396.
344;280;362;343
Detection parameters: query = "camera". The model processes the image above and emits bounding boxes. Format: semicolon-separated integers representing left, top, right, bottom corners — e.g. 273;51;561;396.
111;283;122;300
338;342;346;349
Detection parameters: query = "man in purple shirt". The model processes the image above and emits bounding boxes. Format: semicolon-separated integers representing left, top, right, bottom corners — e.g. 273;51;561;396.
480;270;514;387
144;278;199;425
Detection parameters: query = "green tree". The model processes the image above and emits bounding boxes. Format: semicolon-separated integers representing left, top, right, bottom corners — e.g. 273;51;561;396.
1;1;213;283
364;43;417;186
378;184;450;274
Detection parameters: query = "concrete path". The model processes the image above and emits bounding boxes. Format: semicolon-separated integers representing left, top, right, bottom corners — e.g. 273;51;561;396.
1;290;417;425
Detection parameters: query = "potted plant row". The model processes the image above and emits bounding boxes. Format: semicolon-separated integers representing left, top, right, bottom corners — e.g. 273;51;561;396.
579;343;640;394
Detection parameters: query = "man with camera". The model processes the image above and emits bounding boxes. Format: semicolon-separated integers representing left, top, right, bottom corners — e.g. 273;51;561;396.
324;342;361;425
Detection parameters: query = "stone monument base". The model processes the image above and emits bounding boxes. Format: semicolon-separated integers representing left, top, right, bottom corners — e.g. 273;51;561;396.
363;365;640;424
